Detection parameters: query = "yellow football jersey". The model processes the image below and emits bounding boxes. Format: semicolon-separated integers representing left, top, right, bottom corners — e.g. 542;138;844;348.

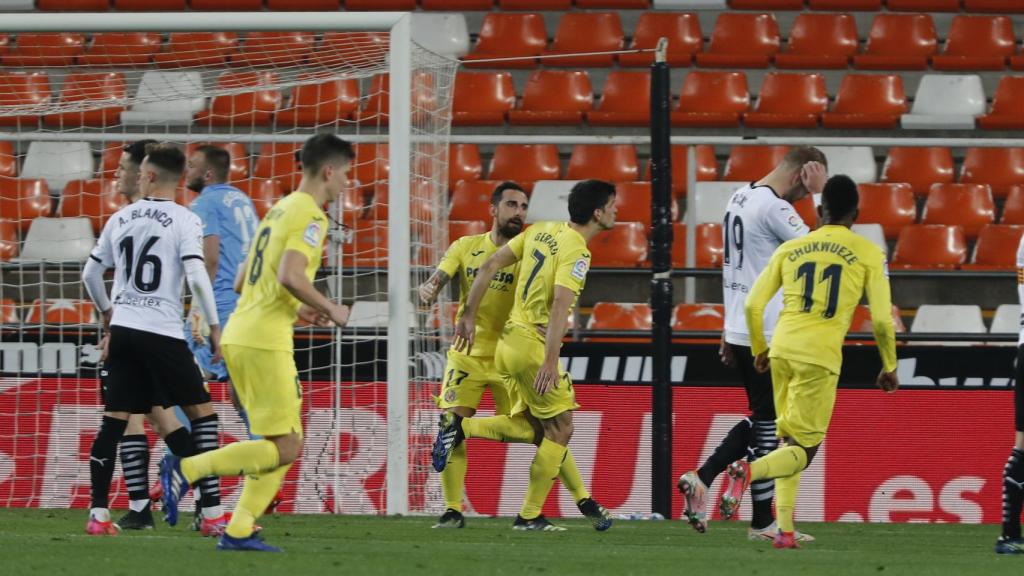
746;224;897;375
222;191;327;352
437;231;518;357
506;221;591;330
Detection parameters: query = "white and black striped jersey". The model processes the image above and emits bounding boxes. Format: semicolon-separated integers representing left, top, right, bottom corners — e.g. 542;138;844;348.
1017;233;1024;346
90;198;205;340
722;183;810;346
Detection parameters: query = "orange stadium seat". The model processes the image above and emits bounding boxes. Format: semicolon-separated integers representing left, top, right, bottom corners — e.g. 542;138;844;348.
190;0;264;9
822;74;907;129
921;183;995;240
345;0;415;7
236;178;284;219
964;0;1024;10
3;33;84;67
78;33;161;66
266;0;338;7
341;222;390;268
881;147;954;198
195;71;282;127
853;14;936;70
661;145;718;198
566;145;640;183
886;0;961;10
448;144;483;188
673;304;725;334
449;180;503;222
744;73;827;128
488;144;560;190
508;70;593;126
276;77;360;126
891;224;967;269
98;143;125;178
0;179;51;230
964;224;1024;270
722;145;790;182
793;195;818;229
774;13;859;70
932;16;1016;71
855;183;916;239
587;302;651;342
618;12;702;67
38;0;107;9
672;71;749;128
25;299;96;325
1002;186;1024;224
311;32;387;69
422;0;493;7
449;220;489;243
978;77;1024;130
0;220;18;262
849;304;906;333
672;223;724;268
353;72;436;126
452;72;515;126
253;143;301;191
116;0;187;6
543;12;623;67
614;182;679;226
351;143;390;189
59;179;124;233
0;72;50;128
809;0;881;8
0;142;15;178
155;32;238;68
589;222;648;267
464;13;547;69
731;0;803;8
185;142;249;182
499;0;571;8
43;73;126;127
231;32;313;68
960;148;1024;199
588;71;651;126
576;0;649;6
696;13;780;69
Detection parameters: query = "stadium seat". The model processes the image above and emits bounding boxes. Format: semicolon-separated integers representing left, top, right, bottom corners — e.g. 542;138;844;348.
59;179;124;233
672;223;724;268
311;32;387;69
931;16;1016;71
422;0;493;8
543;12;623;67
819;146;877;184
15;217;94;262
853;14;936;71
43;73;126;127
964;224;1024;270
353;72;436;126
526;180;573;222
231;32;314;68
276;77;360;126
887;0;961;10
24;299;96;326
463;13;547;69
1002;186;1024;224
672;304;725;342
195;71;282;127
964;0;1024;10
0;219;13;262
978;77;1024;130
341;223;389;269
121;71;206;126
856;183;916;239
499;0;571;8
236;178;284;219
696;13;780;69
507;70;593;126
38;0;107;7
662;145;718;198
21;142;93;193
0;72;50;128
694;182;743;224
921;183;995;241
115;0;189;8
566;145;639;183
901;74;985;130
2;33;84;67
990;304;1021;334
960;148;1024;199
848;304;906;333
614;182;679;225
822;74;907;129
449;180;503;222
449;220;488;243
0;142;13;178
345;301;417;328
577;0;649;6
880;147;954;198
589;222;648;268
809;0;881;8
672;71;749;128
744;73;827;128
891;224;967;269
452;72;515;126
722;145;789;182
448;144;482;188
910;305;986;335
190;0;263;9
97;143;125;178
774;13;859;70
0;179;51;230
588;71;651;127
155;32;238;68
253;143;301;192
351;143;390;189
185;142;249;182
793;195;818;229
618;12;702;67
586;302;652;342
487;144;560;190
851;224;888;257
77;33;161;66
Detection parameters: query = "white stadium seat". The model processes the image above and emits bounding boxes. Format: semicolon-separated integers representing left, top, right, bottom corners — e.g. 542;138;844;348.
991;304;1021;335
20;141;94;192
901;75;985;130
851;223;887;258
347;301;415;329
694;181;744;224
13;217;95;262
821;146;877;183
412;14;470;58
527;180;575;223
121;71;206;126
910;304;986;334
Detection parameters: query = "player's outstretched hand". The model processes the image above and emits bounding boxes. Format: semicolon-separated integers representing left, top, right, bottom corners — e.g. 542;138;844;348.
800;161;828;196
208;324;222;365
328;303;351;327
876;369;899;394
418;276;440;306
452;315;475;354
753;350;771;373
719;339;734;367
534;359;559;396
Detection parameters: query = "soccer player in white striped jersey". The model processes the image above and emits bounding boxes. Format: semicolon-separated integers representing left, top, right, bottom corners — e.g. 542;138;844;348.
996;234;1024;554
678;146;827;540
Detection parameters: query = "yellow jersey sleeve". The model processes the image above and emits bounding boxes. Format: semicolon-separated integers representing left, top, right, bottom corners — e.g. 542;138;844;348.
864;248;898;373
506;227;527;261
746;247;785;357
554;240;590;296
283;206;327;264
437;236;465;280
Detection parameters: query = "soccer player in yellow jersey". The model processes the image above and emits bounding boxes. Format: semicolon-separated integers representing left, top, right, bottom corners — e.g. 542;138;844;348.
720;175;899;549
160;134;354;552
439;179;617;531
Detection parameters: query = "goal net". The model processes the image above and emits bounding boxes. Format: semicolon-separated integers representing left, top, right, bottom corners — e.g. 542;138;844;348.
0;13;456;516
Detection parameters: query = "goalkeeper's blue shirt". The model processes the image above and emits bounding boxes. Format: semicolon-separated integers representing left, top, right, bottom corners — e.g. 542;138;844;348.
189;183;260;312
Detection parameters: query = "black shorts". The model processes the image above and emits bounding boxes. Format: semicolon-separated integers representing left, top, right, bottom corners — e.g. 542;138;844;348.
729;343;775;422
103;325;210;414
1016;344;1024;432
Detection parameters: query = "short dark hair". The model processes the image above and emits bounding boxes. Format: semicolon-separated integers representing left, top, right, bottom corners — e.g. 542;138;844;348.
567;179;616;225
822;174;859;221
782;145;827;171
195;144;231;183
124;139;158;167
491;181;526;206
143;143;186;179
301;134;355;176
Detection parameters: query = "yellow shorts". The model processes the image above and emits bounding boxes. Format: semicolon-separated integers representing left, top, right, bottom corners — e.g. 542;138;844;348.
495;323;579;420
436;349;513;415
770;356;838;448
222;343;303;438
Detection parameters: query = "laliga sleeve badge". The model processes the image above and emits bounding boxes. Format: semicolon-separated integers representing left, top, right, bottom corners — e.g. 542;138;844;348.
571;257;589;281
303;221;323;247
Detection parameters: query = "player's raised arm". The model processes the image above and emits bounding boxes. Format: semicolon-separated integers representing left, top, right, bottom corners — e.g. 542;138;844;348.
452;244;519;354
745;248;785;372
865;249;899;392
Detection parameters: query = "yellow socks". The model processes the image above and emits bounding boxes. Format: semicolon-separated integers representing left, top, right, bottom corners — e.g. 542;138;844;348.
441;442;468;512
181;439;279;484
749;445;808;482
462;414;535;443
520;438;567;519
225;463;292;539
775;472;801;533
559;449;590;502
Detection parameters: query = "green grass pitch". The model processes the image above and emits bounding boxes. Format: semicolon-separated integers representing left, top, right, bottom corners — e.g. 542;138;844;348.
0;509;1016;575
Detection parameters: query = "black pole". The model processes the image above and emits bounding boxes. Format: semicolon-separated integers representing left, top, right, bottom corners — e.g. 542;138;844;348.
649;38;673;519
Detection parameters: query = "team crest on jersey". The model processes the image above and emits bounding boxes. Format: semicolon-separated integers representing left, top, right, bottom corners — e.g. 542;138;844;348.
787;214;802;229
571;257;589;281
444;389;457;403
303;222;322;247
